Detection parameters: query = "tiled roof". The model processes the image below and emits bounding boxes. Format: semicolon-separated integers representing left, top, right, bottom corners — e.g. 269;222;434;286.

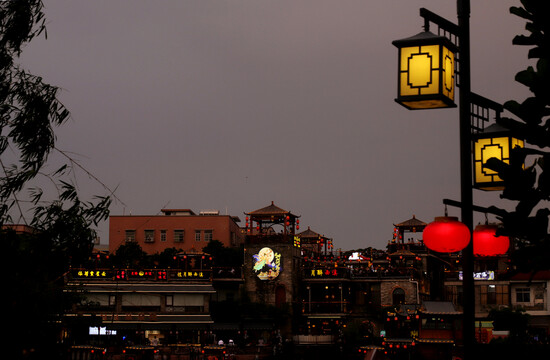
247;201;289;215
511;270;550;281
421;301;461;315
394;215;427;228
298;226;322;239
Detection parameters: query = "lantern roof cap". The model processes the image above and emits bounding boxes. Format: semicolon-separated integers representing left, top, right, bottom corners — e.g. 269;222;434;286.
474;123;523;141
479;123;511;135
392;30;458;52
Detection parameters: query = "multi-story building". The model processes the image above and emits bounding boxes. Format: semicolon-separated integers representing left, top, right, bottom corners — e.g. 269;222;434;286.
510;271;550;339
109;208;243;254
64;252;216;352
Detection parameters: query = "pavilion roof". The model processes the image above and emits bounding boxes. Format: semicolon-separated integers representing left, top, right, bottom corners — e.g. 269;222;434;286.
246;201;299;218
297;226;323;239
394;215;427;229
388;249;417;257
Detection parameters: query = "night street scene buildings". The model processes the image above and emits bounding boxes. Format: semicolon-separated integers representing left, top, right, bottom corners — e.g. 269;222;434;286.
54;202;550;359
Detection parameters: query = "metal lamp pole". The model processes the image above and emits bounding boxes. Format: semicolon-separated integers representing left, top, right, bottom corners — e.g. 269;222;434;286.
457;1;475;357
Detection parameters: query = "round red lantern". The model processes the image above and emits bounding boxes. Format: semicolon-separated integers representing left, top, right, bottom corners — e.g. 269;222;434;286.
473;224;509;256
423;216;470;253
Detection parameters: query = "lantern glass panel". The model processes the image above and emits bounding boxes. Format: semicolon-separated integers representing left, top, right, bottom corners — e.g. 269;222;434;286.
442;46;454;100
399;45;440;97
473;133;525;190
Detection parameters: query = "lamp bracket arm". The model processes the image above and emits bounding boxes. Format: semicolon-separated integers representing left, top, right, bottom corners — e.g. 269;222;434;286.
442;198;506;217
419;8;460;38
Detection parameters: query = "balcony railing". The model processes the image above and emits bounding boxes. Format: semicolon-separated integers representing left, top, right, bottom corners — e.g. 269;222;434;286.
293;335;335;345
301;301;349;314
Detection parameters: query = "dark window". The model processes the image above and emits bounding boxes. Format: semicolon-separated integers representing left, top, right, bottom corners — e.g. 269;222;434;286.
144;230;155;243
516;288;530;303
392;288;406;305
125;230;136;243
174;230;184;243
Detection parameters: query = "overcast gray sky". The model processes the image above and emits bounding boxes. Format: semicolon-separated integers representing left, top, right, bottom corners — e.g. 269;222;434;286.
18;0;532;250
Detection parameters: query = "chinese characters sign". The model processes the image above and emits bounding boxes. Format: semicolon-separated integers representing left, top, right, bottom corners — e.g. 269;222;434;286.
308;268;343;278
72;269;209;281
74;270;110;278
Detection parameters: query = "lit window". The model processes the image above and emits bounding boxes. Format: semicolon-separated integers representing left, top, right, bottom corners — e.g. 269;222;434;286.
144;230;155;243
174;230;184;243
125;230;136;243
204;230;213;242
160;230;167;242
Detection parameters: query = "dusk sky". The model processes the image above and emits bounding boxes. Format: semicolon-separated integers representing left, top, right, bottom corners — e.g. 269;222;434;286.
18;0;532;250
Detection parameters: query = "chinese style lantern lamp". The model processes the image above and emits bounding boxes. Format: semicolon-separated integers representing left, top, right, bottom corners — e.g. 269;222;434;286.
473;123;524;191
423;216;470;253
473;224;509;256
392;30;457;110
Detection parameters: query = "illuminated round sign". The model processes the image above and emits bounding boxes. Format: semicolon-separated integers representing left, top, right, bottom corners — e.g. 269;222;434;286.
252;247;282;280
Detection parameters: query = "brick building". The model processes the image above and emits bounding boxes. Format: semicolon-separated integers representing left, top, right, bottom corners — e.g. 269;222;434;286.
109;209;243;254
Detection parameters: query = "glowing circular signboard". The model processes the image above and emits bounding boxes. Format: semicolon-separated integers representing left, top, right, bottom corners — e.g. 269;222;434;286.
252;247;282;280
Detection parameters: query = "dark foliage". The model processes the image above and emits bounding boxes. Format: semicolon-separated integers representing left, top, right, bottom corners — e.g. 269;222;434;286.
484;0;550;273
1;1;111;357
202;240;244;267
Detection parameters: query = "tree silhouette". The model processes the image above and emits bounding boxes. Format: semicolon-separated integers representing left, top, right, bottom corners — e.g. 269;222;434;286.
1;2;111;357
486;1;550;273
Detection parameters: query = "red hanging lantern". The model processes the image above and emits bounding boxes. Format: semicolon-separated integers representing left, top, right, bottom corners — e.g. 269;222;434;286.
423;216;470;253
473;224;509;256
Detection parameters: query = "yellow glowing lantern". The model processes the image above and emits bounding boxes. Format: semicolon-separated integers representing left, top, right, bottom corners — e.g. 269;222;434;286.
473;123;524;191
392;31;457;110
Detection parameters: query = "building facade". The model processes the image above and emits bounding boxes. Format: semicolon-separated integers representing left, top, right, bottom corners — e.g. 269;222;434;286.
109;209;243;254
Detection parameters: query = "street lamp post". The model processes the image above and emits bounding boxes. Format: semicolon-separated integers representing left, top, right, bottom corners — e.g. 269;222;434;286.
456;1;475;357
393;1;476;357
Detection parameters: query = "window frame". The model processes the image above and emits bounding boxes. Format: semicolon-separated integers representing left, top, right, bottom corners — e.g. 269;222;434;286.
144;229;155;243
174;230;184;243
516;287;531;303
125;230;136;243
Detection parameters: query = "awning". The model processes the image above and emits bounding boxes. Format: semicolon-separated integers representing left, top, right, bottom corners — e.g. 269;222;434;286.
70;283;216;294
416;339;454;344
242;322;274;330
106;322;210;330
307;315;342;319
211;323;240;330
